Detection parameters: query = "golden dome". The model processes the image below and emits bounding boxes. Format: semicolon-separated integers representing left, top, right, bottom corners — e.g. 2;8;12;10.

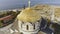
17;8;41;23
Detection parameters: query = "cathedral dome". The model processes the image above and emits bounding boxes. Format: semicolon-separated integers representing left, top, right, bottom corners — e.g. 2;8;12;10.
17;8;41;23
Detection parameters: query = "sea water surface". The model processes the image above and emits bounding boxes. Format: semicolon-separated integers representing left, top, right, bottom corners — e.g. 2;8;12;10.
0;0;60;10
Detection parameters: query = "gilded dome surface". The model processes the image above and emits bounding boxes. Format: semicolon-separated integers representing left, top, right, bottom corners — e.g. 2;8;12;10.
17;8;41;23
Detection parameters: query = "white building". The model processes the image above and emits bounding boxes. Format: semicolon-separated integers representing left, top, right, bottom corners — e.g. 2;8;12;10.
17;7;42;34
18;20;41;34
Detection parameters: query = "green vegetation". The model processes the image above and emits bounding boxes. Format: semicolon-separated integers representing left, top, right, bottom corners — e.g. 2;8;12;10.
0;20;3;28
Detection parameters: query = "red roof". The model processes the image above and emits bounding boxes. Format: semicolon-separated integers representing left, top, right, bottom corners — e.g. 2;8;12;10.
0;15;14;20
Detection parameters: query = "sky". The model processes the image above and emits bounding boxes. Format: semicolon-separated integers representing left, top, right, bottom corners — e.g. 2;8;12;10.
0;0;60;10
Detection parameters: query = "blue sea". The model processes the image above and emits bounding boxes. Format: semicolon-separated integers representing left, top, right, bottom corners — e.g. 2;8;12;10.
0;0;60;10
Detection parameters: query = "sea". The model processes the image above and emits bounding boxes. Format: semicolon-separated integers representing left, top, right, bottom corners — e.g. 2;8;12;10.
0;0;60;10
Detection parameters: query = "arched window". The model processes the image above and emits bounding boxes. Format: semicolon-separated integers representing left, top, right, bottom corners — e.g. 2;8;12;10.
26;25;29;30
21;21;24;28
21;24;22;28
34;24;35;29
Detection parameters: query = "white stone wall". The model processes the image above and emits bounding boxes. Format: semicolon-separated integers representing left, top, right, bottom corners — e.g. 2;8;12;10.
18;19;41;34
18;21;22;29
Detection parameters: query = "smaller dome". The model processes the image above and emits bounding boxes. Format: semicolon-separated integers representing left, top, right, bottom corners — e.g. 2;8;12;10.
17;8;41;23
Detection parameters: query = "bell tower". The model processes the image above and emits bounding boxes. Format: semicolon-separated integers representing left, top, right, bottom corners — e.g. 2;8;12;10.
28;0;31;8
